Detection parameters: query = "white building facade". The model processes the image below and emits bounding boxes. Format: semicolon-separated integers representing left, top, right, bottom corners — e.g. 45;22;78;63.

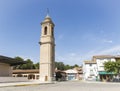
64;69;78;80
93;55;116;81
93;55;116;72
83;55;119;81
83;61;97;81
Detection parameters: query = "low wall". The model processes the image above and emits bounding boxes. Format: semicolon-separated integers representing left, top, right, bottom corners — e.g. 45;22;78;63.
0;77;28;83
0;63;12;76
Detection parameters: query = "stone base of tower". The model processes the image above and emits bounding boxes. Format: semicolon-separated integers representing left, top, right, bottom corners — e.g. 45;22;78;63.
39;76;55;83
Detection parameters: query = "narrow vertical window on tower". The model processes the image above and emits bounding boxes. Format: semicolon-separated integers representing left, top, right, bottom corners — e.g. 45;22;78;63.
51;27;54;36
44;26;47;35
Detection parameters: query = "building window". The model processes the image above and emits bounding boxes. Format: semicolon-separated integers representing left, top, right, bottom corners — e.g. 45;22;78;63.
36;75;39;79
90;69;94;76
89;64;92;66
44;26;47;35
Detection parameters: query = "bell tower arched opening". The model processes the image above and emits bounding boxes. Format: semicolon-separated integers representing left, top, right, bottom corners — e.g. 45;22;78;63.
44;26;47;35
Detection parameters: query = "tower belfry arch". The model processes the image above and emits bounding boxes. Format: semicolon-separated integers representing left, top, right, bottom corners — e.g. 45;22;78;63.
39;12;55;82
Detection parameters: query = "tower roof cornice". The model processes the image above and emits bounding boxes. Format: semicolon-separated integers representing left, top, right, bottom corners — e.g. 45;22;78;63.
41;15;54;26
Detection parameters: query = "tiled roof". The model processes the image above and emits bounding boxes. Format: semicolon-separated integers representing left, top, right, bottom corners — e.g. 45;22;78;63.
84;61;96;64
114;55;120;59
13;69;39;74
93;55;115;59
13;69;67;74
92;55;114;62
64;69;78;73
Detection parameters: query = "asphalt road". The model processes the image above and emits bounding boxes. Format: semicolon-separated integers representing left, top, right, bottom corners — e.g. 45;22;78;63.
0;81;120;91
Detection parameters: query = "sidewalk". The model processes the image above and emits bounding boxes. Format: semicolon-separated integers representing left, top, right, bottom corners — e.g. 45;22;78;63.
0;81;55;87
83;80;120;85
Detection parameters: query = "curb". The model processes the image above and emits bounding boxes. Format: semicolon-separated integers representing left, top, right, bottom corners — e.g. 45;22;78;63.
0;81;55;88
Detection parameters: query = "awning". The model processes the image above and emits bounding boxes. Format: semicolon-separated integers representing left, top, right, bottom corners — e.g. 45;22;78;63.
0;55;26;66
99;71;114;75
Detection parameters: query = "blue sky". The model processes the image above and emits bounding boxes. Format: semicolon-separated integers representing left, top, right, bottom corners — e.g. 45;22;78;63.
0;0;120;65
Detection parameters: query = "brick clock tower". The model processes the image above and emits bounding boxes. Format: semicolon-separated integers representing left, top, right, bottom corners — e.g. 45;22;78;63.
39;14;55;82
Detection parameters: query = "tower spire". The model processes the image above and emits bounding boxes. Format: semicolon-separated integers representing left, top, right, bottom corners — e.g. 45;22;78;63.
47;8;49;15
46;8;50;18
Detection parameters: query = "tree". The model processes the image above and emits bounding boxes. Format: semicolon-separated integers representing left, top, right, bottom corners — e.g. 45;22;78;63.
34;62;39;69
64;65;71;70
75;64;79;67
14;56;24;61
13;56;24;69
115;59;120;75
55;61;80;70
13;57;80;70
13;57;36;70
55;62;65;70
104;60;120;75
104;61;116;73
21;59;35;69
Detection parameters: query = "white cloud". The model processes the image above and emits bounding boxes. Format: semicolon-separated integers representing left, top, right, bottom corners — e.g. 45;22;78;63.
98;45;120;54
82;45;120;60
56;52;82;65
56;45;120;65
103;39;113;43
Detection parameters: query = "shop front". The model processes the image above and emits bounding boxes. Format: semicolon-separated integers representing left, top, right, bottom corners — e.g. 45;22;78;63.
99;71;114;81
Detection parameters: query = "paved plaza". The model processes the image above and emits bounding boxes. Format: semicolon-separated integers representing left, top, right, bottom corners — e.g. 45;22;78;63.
0;81;120;91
